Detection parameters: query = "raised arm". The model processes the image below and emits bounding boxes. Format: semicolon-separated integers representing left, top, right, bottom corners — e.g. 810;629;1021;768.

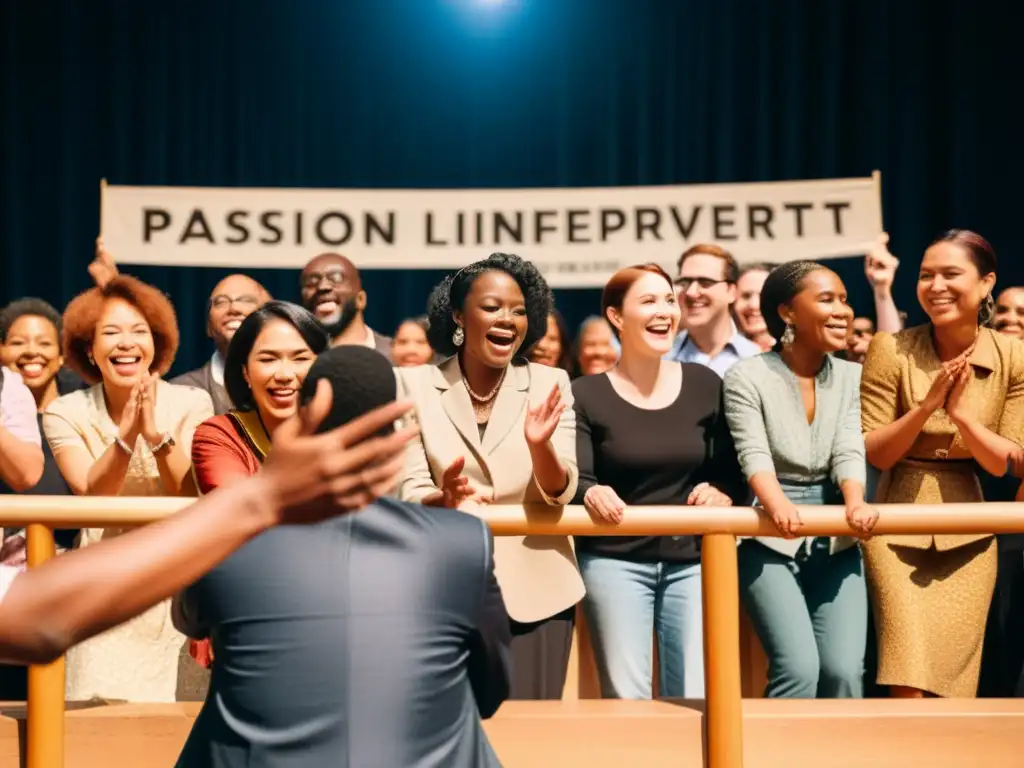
1;481;273;663
525;371;578;505
0;392;416;664
865;234;904;334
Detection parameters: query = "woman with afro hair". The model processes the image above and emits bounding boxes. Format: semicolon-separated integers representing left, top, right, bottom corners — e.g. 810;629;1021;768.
42;275;214;703
397;253;583;700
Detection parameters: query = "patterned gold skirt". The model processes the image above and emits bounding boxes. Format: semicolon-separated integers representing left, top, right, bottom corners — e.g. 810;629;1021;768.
864;460;997;698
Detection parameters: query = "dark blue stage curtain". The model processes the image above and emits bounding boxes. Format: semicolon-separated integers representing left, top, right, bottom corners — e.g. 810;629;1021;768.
1;0;1017;376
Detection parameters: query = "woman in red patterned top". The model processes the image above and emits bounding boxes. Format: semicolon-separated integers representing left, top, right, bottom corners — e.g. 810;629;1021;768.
188;301;329;666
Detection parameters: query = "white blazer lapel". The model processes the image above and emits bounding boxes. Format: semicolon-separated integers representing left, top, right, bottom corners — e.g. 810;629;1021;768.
434;358;483;455
481;364;529;456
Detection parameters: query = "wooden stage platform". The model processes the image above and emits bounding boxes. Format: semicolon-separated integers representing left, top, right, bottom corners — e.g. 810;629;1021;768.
2;698;1023;767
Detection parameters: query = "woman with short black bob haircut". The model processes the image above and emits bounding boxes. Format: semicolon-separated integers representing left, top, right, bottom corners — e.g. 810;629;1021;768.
187;301;328;670
399;252;583;700
195;300;329;490
221;302;329;416
724;261;876;699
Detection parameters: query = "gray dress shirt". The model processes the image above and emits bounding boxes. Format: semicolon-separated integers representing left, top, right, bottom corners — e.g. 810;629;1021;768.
723;352;867;557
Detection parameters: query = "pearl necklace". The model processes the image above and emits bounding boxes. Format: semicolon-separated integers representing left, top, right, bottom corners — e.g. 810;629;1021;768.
464;370;506;423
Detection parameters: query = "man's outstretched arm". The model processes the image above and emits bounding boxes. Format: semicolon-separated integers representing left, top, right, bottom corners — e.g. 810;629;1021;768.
0;386;414;664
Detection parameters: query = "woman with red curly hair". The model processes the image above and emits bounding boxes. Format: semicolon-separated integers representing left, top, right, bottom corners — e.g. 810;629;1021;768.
42;275;214;703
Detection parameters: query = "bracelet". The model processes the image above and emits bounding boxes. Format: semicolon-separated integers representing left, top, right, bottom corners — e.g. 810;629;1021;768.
147;432;176;454
114;437;134;456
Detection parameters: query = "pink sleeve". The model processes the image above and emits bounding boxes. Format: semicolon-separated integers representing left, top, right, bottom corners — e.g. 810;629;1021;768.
1;370;41;446
0;565;19;604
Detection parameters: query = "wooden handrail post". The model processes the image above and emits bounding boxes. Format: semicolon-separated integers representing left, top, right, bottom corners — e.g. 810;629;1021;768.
26;524;64;768
701;533;743;768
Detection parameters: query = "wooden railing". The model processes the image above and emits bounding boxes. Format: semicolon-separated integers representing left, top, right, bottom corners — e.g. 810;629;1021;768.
4;497;1024;768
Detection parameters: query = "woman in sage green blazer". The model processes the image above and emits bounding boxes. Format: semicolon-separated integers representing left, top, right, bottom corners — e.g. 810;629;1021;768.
723;261;878;699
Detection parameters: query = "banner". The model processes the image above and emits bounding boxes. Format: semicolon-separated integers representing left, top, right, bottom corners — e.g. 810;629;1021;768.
101;176;882;288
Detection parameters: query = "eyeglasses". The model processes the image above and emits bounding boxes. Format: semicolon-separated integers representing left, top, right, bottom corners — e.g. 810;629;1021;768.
210;295;260;311
301;270;347;290
673;277;731;291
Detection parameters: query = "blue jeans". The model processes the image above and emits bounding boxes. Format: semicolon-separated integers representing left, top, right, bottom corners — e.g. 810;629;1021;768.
577;553;704;699
739;481;868;698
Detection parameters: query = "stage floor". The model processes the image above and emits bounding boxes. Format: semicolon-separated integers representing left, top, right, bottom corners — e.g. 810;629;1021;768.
3;698;1024;766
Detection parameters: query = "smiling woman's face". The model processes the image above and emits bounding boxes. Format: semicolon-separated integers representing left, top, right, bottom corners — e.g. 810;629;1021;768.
734;269;768;338
2;314;63;397
530;313;563;368
577;320;619;375
392;321;433;367
242;317;317;429
995;287;1024;339
607;272;681;356
455;270;528;370
90;298;155;387
779;269;853;354
917;241;994;328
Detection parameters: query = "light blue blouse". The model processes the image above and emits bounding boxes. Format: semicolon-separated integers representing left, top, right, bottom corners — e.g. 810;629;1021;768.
723;352;866;556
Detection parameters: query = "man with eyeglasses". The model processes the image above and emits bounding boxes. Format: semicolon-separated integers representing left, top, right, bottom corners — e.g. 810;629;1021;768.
172;275;271;414
299;252;393;361
667;243;760;377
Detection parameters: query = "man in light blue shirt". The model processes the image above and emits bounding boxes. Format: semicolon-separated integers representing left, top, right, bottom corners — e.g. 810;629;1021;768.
667;244;761;377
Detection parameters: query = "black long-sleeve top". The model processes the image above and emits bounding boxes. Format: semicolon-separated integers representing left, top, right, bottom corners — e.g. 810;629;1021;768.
571;363;748;562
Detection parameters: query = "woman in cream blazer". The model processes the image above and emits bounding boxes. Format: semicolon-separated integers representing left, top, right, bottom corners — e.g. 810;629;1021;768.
398;254;584;700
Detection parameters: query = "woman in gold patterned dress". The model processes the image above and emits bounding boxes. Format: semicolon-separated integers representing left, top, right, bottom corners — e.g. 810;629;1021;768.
860;230;1024;698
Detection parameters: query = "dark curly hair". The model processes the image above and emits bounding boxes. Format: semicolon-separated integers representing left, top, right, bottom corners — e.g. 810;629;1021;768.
62;276;180;385
760;261;831;351
426;253;553;361
224;300;330;409
0;298;62;342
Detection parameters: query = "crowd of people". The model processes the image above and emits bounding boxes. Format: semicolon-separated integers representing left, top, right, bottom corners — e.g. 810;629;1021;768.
1;228;1023;746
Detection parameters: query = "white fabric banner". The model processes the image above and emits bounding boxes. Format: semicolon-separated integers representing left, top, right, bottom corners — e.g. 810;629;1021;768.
102;176;882;288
